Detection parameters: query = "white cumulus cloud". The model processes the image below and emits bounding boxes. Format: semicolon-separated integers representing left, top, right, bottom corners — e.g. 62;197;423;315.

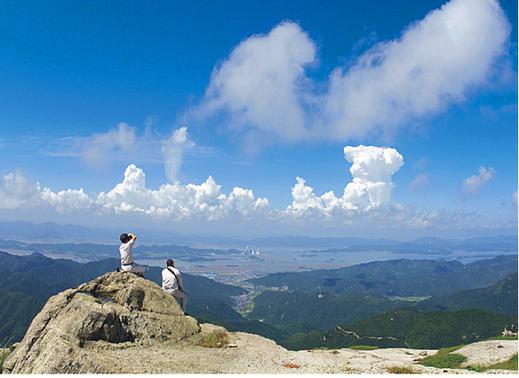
286;177;338;217
0;165;269;221
0;171;42;209
323;0;510;139
202;22;316;143
462;166;496;195
197;0;510;145
96;164;270;221
40;187;94;212
0;145;403;219
343;146;404;209
286;146;404;217
1;146;513;233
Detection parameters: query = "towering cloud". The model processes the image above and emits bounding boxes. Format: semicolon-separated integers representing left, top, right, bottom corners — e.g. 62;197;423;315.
343;146;404;210
198;0;510;145
161;127;193;183
286;146;404;216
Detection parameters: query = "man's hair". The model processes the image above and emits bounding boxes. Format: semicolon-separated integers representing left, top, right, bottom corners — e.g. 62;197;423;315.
120;233;130;244
166;259;174;267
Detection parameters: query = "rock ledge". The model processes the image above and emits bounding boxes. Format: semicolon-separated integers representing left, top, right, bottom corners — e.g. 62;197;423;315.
3;272;200;373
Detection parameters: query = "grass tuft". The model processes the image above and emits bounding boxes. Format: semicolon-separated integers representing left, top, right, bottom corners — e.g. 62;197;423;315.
197;329;230;348
486;335;518;341
387;366;417;374
420;345;466;369
468;354;518;372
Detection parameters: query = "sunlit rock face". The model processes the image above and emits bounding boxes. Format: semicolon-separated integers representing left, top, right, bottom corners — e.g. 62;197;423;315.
3;272;200;374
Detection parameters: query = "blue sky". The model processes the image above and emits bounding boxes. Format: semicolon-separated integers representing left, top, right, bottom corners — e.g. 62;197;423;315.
0;0;517;238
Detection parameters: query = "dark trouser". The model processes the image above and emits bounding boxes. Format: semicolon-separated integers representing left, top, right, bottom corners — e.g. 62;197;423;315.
165;288;187;312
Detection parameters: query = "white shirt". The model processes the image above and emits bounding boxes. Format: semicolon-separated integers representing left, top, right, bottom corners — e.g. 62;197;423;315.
119;238;136;266
162;267;184;291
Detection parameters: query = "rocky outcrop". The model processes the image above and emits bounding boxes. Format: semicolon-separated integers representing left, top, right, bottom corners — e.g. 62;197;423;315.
3;272;200;373
457;340;518;368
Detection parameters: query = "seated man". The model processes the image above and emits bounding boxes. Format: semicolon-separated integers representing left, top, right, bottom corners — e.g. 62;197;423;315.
162;259;187;313
119;232;146;276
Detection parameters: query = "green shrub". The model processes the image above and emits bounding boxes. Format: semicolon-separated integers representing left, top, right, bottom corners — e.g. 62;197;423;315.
420;345;466;369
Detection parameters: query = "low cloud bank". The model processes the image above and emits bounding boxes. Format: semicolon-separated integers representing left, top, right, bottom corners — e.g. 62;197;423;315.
0;145;510;232
2;146;402;220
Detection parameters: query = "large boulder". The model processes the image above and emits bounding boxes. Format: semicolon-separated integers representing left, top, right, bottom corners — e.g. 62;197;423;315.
3;272;200;373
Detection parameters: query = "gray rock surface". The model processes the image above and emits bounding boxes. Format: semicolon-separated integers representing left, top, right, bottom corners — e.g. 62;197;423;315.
457;340;518;367
3;272;200;373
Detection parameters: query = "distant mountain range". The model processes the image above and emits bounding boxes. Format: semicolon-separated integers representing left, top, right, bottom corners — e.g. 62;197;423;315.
0;221;516;252
0;221;114;242
0;221;231;244
0;238;240;262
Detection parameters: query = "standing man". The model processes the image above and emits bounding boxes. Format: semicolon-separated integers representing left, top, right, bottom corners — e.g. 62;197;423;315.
119;232;146;276
162;259;187;313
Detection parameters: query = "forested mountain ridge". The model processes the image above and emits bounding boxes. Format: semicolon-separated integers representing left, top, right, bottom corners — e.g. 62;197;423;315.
248;290;408;331
245;269;518;348
418;272;518;315
283;308;517;350
249;255;518;296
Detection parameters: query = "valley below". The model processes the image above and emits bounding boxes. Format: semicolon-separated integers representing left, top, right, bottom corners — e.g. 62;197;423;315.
1;271;517;374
